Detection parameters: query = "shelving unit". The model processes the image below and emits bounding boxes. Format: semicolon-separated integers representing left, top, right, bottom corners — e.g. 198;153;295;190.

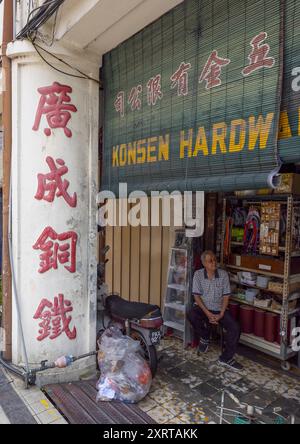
163;241;193;347
221;194;300;370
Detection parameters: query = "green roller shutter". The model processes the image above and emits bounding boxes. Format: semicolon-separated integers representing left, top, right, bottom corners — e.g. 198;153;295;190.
102;0;283;194
278;0;300;163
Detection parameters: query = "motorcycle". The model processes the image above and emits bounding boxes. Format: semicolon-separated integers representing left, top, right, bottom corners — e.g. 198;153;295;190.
97;294;163;377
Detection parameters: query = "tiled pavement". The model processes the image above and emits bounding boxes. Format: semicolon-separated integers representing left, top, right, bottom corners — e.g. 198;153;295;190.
0;367;67;424
138;337;300;424
1;337;300;424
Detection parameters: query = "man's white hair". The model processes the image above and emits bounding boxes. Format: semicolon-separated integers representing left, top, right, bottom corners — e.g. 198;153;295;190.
201;250;216;264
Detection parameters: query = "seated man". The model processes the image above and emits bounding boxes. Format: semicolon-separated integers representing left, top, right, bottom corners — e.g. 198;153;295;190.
188;250;243;371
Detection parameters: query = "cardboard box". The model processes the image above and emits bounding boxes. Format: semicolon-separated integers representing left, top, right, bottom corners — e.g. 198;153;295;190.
275;173;300;195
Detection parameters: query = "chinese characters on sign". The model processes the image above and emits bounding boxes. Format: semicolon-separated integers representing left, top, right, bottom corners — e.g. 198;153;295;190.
33;81;77;138
170;62;192;96
199;50;230;90
242;32;275;76
33;227;78;274
114;32;276;117
32;82;78;342
147;74;163;106
33;294;77;341
35;156;77;208
128;85;142;111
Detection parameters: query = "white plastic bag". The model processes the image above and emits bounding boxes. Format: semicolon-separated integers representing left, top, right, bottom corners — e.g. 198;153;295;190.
96;325;152;403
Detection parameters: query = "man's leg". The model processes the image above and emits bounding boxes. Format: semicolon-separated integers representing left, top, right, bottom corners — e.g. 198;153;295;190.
219;311;241;362
188;306;211;351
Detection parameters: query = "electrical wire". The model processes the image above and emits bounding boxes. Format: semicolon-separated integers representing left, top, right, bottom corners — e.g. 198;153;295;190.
17;0;64;39
16;0;101;85
29;36;101;84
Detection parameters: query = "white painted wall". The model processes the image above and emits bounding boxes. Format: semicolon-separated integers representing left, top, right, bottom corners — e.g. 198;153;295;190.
7;40;99;366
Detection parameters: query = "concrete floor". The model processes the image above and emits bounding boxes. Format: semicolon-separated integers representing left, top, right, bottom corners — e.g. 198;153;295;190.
138;336;300;424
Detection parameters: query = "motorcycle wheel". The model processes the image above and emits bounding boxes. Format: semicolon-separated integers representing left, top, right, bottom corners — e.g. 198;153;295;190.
130;330;158;378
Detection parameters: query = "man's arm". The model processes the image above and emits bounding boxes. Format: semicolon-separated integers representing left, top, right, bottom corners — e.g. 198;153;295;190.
194;294;218;324
219;295;230;318
215;271;231;321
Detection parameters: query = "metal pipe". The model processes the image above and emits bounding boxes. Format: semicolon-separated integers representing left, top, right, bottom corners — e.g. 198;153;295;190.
8;177;30;373
2;0;14;361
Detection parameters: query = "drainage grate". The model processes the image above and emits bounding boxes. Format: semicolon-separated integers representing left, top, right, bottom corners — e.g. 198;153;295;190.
43;380;156;424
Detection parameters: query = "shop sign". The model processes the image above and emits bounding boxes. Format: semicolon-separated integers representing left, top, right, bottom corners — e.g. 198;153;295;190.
102;0;283;193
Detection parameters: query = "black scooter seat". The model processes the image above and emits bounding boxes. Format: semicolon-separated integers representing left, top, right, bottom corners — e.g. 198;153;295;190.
105;294;161;320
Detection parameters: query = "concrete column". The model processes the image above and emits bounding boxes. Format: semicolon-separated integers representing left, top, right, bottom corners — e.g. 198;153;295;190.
7;40;99;384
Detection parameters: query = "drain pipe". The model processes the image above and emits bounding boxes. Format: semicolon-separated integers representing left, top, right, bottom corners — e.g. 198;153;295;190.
2;0;13;361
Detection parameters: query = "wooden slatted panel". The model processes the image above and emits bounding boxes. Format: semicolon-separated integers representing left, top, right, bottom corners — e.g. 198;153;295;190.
113;200;122;294
121;222;131;301
149;197;162;307
105;203;114;292
140;197;151;304
105;198;178;307
161;226;171;310
130;223;141;302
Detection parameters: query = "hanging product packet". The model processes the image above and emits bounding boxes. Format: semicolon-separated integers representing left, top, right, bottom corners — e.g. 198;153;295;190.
96;325;152;403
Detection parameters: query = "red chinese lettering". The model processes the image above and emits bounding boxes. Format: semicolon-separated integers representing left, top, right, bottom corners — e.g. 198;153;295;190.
199;50;230;90
114;91;125;117
33;227;77;274
32;82;77;138
170;62;192;96
242;32;275;77
35;156;77;208
147;74;163;106
33;294;77;341
128;85;142;111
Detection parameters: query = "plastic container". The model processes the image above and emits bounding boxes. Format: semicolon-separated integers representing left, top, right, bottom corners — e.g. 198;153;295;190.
256;275;270;289
229;301;240;321
245;288;259;303
254;309;265;337
240;305;254;334
264;313;277;342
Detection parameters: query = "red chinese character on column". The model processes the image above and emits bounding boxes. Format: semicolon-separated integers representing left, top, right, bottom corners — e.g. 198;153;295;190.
114;91;125;117
128;85;142;111
199;50;231;90
33;227;78;274
32;82;77;138
33;294;77;341
170;62;192;96
242;32;275;76
35;156;77;208
147;74;163;106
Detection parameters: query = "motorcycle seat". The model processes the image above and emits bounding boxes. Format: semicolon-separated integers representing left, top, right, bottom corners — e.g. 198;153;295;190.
105;294;162;320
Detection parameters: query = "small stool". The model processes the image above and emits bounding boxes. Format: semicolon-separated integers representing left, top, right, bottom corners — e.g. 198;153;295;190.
210;324;225;353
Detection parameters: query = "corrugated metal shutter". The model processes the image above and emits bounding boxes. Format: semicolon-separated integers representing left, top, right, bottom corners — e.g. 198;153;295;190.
102;0;283;193
279;0;300;163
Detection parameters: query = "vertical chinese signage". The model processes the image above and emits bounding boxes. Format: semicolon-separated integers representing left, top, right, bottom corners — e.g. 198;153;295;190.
102;0;283;193
31;81;79;342
10;43;98;366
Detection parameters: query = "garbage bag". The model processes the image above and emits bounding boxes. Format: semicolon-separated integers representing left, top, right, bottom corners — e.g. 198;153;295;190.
96;325;152;403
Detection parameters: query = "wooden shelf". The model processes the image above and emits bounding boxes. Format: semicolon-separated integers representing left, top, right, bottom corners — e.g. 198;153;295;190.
231;296;281;315
231;241;285;252
230;241;300;256
226;264;284;279
239;333;281;356
230;280;282;295
230;296;300;317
